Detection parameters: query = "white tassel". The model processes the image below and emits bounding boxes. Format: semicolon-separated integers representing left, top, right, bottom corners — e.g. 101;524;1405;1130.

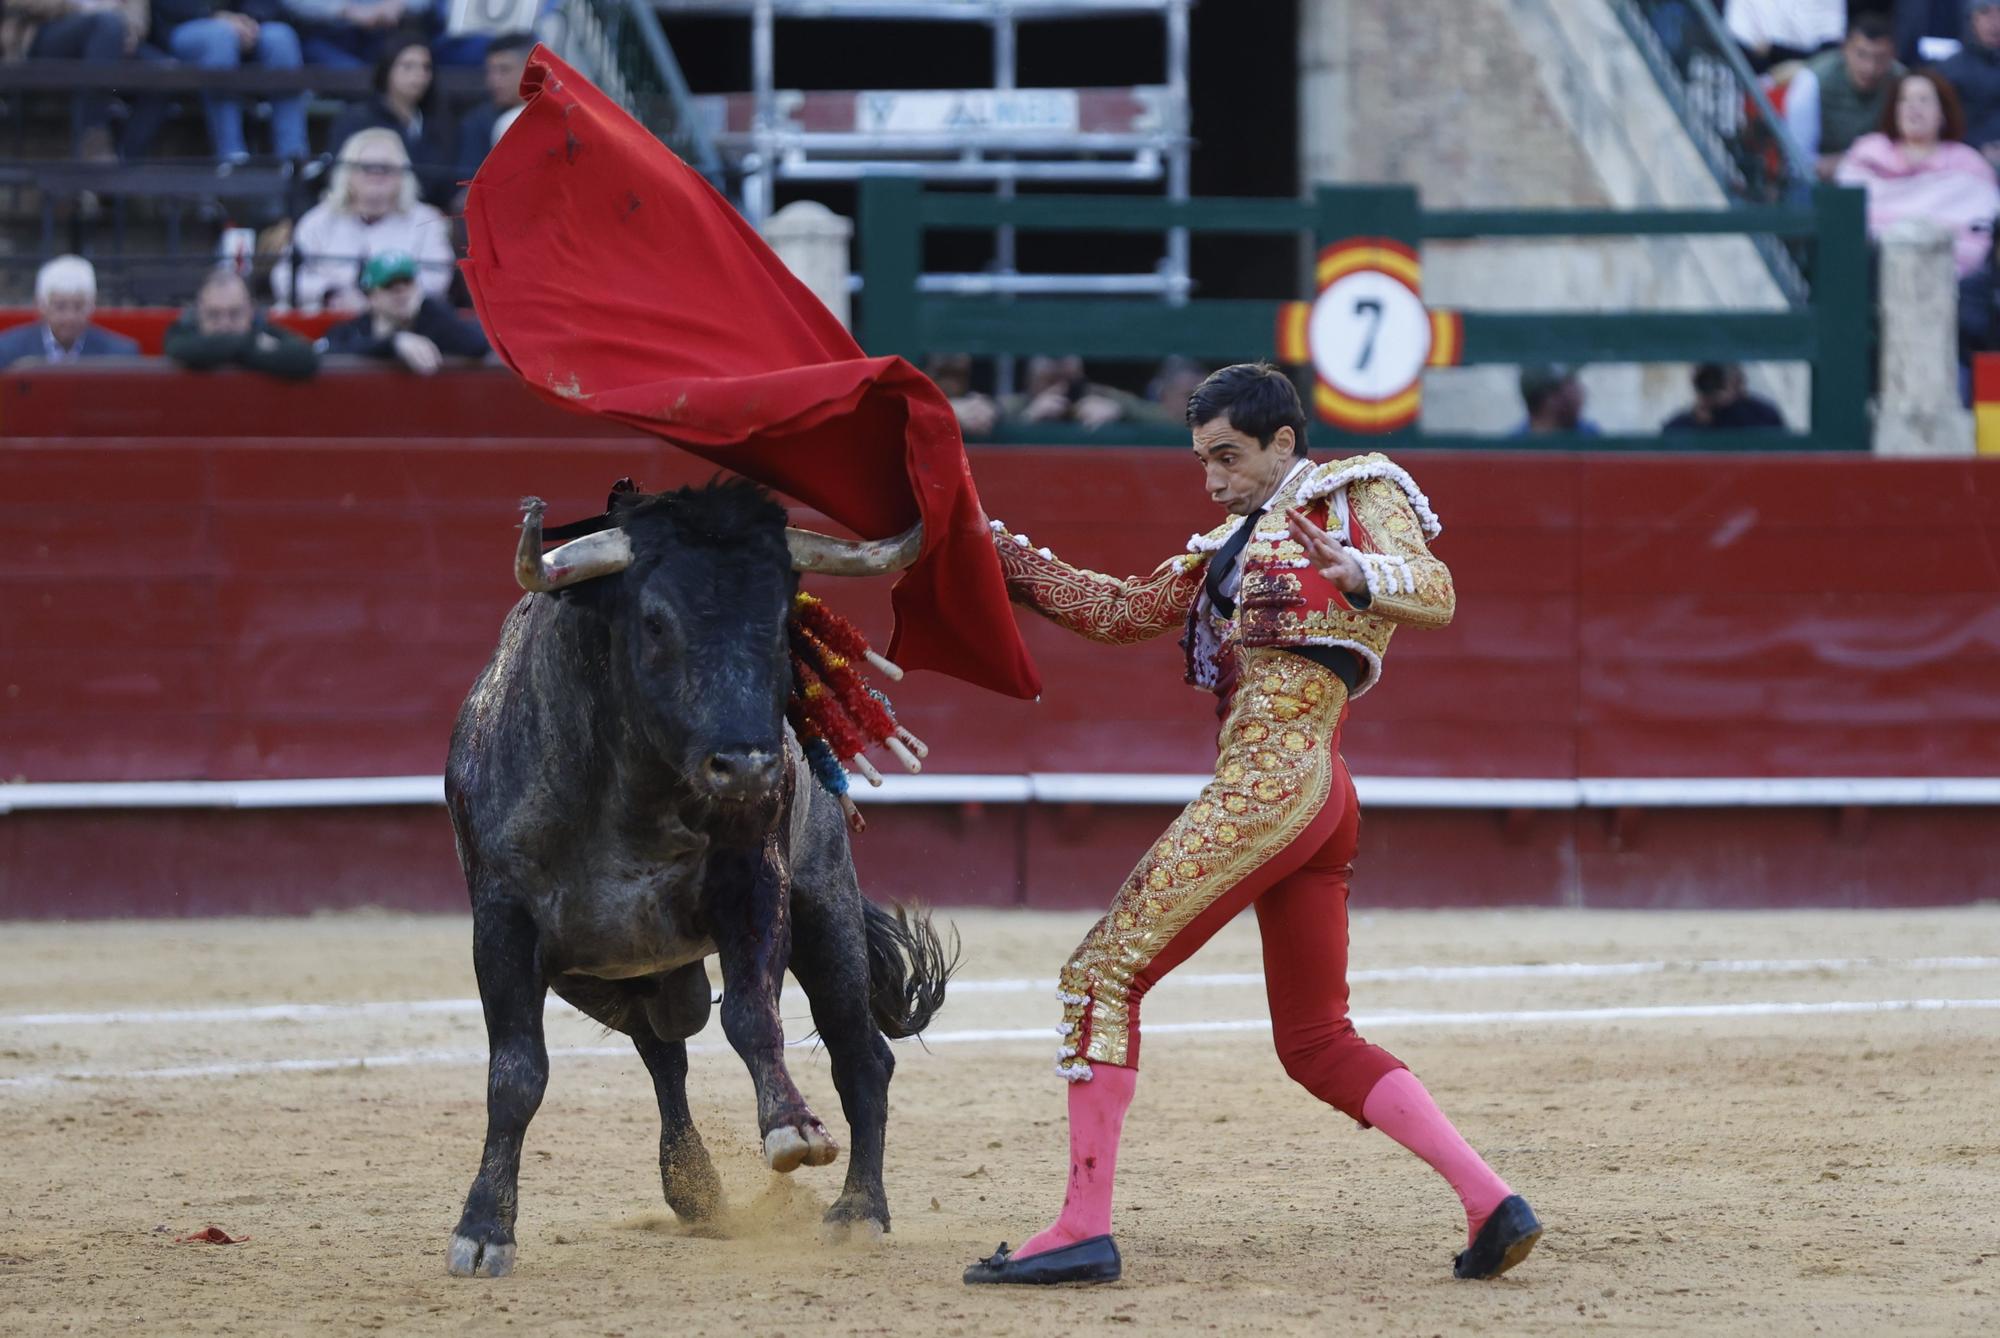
884;737;921;774
862;648;904;681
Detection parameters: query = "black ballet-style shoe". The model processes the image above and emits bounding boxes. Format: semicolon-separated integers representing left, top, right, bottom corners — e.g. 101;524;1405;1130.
1453;1195;1543;1280
963;1235;1122;1285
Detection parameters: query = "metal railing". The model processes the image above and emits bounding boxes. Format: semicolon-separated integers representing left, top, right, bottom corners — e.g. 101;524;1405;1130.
856;180;1872;451
1613;0;1816;300
545;0;721;183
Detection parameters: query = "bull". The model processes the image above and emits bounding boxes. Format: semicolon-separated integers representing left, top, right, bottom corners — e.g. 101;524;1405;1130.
443;478;954;1278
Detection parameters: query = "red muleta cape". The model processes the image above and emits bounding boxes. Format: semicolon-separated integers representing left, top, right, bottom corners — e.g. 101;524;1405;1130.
460;48;1040;701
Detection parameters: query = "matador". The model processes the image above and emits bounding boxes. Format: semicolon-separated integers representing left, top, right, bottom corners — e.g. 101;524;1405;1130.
963;364;1541;1287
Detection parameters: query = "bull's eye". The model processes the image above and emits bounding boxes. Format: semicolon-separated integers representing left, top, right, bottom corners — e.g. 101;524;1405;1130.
643;613;667;640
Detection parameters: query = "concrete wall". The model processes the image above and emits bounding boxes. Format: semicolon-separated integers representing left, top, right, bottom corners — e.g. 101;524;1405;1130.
1299;0;1809;435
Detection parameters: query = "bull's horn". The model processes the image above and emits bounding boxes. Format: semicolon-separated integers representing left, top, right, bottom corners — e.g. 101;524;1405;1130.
786;522;923;577
515;497;635;592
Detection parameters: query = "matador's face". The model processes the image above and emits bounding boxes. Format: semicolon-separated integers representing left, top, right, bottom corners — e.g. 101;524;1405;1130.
1191;415;1298;517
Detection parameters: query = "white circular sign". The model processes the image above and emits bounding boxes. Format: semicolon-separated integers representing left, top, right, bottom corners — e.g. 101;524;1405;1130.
1307;269;1433;402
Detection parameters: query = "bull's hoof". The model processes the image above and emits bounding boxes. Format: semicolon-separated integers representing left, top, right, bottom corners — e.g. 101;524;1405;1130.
817;1216;886;1245
821;1188;889;1242
446;1231;517;1278
763;1122;840;1173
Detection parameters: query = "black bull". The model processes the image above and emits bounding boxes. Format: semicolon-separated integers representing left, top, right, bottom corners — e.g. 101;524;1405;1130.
443;480;954;1278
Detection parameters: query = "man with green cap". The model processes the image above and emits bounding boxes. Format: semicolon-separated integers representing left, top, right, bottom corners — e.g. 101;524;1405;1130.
321;251;490;376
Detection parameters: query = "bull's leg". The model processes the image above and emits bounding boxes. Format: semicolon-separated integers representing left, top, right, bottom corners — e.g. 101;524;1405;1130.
633;963;723;1222
788;891;895;1236
447;899;548;1278
704;843;838;1173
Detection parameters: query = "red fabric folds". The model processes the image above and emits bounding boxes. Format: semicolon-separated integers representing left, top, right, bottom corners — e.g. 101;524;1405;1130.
460;48;1039;700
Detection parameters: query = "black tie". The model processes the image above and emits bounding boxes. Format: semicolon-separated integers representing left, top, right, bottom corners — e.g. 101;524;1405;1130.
1205;509;1263;618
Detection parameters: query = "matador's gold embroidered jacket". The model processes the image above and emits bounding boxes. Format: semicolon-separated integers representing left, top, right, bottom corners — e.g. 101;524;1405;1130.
990;453;1453;703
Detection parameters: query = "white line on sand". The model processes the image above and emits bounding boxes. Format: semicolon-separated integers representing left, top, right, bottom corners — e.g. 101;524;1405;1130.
3;997;1996;1091
4;955;1994;1029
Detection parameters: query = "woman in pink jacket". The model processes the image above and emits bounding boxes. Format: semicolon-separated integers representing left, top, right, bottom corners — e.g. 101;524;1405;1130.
1838;70;2000;276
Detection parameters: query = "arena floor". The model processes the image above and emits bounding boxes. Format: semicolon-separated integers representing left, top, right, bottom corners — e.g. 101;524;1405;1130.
4;905;1997;1336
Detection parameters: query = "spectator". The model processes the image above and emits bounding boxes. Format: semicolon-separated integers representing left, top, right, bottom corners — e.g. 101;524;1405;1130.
1510;364;1602;437
1838;69;2000;275
452;29;531;190
1897;0;1968;64
2;0;150;161
324;30;452;204
1661;363;1787;432
1141;355;1210;424
270;126;453;312
1725;0;1846;70
1005;354;1139;429
154;0;309;165
320;250;488;373
1785;14;1902;178
163;268;319;379
925;353;998;437
282;0;432;69
0;255;139;368
1939;1;2000;168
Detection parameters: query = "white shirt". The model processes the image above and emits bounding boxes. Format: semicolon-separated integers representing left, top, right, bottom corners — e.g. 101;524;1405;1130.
269;201;456;314
1723;0;1845;53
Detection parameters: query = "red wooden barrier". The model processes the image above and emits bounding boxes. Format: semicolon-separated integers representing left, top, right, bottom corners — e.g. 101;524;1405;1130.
3;365;1998;915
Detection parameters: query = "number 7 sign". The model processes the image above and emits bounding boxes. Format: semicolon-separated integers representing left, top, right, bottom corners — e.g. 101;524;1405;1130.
1275;238;1463;433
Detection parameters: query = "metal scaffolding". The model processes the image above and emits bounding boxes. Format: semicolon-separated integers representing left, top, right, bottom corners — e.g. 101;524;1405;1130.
659;0;1196;314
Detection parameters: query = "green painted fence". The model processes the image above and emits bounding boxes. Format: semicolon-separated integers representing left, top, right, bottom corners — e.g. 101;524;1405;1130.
855;180;1870;451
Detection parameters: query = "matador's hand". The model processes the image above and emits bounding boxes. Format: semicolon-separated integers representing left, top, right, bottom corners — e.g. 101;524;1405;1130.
1285;506;1366;594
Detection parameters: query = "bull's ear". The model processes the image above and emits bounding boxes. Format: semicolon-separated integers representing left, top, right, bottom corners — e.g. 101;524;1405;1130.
786;522;922;577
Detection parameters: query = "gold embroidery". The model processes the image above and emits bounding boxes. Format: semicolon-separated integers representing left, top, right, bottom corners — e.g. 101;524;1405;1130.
993;528;1206;645
1054;650;1346;1072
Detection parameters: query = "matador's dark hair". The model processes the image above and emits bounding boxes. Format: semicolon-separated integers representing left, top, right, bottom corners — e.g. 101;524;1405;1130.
1185;362;1309;458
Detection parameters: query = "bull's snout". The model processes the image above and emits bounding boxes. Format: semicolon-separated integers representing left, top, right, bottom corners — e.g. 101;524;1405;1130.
700;748;782;803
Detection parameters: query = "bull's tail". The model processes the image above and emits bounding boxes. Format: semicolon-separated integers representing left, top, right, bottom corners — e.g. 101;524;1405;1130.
862;900;958;1039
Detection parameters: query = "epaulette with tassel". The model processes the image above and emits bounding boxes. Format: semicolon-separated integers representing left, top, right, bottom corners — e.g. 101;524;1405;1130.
785;592;929;833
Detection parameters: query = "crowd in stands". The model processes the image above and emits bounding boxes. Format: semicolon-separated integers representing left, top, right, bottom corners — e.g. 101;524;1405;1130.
0;15;537;318
0;250;488;375
1729;4;2000;391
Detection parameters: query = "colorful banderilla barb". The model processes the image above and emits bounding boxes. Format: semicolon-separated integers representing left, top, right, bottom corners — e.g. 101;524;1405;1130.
783;593;931;827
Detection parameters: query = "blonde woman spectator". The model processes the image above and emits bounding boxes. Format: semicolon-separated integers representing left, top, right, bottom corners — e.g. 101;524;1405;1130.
1837;69;2000;276
270;126;454;313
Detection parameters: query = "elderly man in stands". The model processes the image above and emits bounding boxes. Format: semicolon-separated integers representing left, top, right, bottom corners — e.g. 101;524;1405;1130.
320;250;487;374
154;0;310;165
1;0;150;161
1940;1;2000;168
1785;13;1902;179
163;268;318;379
0;255;138;369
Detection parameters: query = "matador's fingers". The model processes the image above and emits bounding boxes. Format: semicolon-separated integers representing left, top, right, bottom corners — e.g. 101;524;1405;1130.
1284;507;1340;562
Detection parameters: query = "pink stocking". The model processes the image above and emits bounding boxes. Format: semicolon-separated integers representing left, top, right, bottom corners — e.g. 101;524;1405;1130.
1361;1068;1512;1244
1013;1062;1138;1259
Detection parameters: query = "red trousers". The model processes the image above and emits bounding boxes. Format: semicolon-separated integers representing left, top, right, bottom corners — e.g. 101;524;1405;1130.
1055;650;1406;1122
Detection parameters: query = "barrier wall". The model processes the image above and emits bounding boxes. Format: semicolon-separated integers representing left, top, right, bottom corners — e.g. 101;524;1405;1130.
3;367;1998;915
